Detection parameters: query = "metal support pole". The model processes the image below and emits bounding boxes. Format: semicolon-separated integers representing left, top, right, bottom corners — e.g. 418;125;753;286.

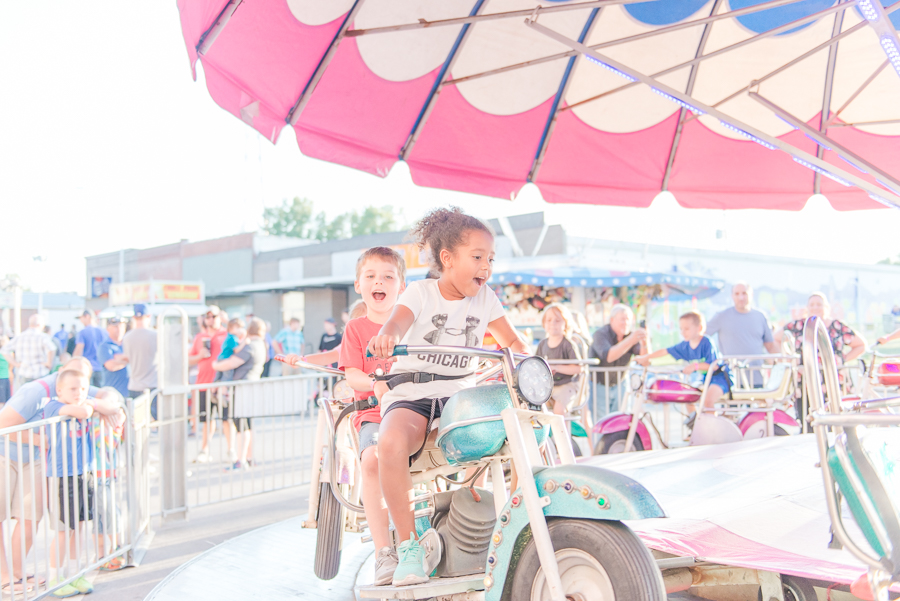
158;307;189;521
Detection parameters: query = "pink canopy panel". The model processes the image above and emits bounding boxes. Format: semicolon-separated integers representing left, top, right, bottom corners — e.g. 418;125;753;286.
177;0;900;210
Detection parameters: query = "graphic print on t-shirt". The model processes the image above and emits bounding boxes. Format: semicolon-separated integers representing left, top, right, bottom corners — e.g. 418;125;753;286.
423;314;481;347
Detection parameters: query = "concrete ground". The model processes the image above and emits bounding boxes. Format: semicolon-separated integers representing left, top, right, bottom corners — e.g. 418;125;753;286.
79;484;310;600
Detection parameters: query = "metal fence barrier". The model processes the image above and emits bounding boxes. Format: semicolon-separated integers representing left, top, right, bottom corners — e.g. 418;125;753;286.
0;394;151;599
150;372;337;519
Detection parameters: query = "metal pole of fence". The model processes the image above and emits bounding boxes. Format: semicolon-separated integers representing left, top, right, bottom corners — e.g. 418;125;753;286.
158;307;189;521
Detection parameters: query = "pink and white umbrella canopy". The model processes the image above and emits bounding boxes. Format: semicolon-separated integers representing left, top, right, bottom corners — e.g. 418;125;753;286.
177;0;900;210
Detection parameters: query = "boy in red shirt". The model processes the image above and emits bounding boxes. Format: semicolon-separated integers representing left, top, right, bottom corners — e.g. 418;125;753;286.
285;247;405;585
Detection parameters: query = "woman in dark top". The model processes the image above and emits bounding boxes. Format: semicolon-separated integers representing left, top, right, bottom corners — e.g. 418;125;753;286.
777;292;865;419
535;304;582;415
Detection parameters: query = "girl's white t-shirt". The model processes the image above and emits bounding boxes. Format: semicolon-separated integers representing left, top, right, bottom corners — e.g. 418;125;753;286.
380;278;506;414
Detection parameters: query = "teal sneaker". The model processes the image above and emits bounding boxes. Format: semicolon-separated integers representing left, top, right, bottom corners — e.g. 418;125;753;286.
391;532;430;586
72;576;93;594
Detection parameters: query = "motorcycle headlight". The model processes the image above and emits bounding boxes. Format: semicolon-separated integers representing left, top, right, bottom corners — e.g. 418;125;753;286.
514;357;554;406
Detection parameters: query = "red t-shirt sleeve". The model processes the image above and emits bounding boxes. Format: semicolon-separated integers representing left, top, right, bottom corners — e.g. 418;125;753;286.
338;322;364;372
189;334;203;356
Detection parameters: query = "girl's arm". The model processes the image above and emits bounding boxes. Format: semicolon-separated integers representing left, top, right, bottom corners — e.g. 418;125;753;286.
285;348;340;367
878;327;900;345
369;306;415;358
487;316;528;354
683;362;710;374
844;332;867;363
635;348;669;366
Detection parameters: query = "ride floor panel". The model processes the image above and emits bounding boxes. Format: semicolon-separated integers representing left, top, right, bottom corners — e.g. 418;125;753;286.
144;515;370;600
584;434;878;585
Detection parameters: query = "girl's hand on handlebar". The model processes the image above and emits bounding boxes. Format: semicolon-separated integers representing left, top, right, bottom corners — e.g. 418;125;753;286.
368;334;400;359
635;355;650;367
682;363;696;374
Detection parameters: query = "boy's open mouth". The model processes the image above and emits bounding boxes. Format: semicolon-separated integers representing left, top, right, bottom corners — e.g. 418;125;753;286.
474;277;485;287
372;291;386;301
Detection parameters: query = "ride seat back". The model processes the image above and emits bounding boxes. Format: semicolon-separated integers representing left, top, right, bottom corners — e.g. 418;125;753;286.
729;362;793;402
827;427;900;570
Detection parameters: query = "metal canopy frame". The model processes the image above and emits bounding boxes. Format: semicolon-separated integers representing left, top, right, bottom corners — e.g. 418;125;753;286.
526;17;900;208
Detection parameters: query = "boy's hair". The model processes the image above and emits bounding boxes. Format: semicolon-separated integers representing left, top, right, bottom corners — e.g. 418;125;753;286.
409;207;494;273
56;369;86;388
227;317;245;331
355;246;406;283
349;299;367;319
541;303;575;338
679;311;706;332
247;317;266;337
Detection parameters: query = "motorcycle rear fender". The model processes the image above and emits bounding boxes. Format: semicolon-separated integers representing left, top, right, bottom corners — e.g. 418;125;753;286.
591;412;652;450
737;409;799;435
484;464;665;601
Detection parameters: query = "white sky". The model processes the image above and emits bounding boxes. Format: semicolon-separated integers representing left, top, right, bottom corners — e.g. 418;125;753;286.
1;1;899;296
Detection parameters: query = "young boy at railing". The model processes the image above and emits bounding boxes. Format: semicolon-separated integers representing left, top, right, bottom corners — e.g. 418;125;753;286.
284;247;406;586
536;303;583;416
39;369;96;598
636;311;732;426
92;388;126;572
369;207;526;586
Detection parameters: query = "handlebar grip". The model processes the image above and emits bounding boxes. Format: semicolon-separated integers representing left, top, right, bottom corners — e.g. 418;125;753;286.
366;345;408;358
274;354;288;363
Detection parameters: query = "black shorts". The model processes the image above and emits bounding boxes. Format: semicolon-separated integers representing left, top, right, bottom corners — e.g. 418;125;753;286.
198;390;229;422
233;418;252;433
59;474;94;528
382;398;447;422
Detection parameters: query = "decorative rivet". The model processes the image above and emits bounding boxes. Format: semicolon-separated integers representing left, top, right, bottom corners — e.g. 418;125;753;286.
510;494;522;508
484;575;493;590
543;480;558;493
500;510;510;526
580;486;592;499
562;480;575;493
493;531;503;546
488;552;497;566
597;495;610;509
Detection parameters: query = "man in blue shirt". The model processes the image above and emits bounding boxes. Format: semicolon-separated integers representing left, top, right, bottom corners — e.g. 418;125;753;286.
53;324;69;355
97;317;129;398
73;311;106;387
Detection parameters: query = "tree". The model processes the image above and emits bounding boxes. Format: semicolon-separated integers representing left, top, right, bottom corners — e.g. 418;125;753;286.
878;254;900;266
262;197;316;238
262;198;400;241
350;206;397;237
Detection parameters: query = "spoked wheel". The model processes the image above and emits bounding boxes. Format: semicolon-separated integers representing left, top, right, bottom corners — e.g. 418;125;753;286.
593;430;644;455
510;519;665;601
313;482;346;580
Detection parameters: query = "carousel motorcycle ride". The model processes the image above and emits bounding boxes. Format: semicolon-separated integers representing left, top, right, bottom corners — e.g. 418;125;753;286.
287;345;668;601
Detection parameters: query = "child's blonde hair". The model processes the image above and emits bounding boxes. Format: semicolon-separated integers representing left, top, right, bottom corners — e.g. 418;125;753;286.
541;303;575;338
349;299;367;319
679;311;706;332
227;317;245;331
355;246;406;284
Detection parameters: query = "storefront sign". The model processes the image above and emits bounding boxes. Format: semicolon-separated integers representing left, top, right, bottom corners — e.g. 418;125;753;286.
391;244;429;270
109;281;204;305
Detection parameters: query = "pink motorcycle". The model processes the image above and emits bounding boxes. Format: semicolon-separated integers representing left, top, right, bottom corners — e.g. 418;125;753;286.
593;357;801;454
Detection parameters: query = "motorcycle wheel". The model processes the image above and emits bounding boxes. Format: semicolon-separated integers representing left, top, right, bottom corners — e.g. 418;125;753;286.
757;574;817;601
313;482;345;580
593;430;644;455
510;519;665;600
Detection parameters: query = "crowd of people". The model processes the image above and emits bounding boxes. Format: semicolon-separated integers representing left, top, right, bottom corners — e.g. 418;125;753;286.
0;307;159;410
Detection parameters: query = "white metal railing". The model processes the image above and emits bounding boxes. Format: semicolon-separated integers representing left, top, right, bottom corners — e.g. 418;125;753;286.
587;367;630;417
0;393;150;599
151;372;337;515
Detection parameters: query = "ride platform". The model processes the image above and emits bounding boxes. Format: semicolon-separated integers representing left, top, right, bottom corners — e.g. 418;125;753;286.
356;574;484;599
